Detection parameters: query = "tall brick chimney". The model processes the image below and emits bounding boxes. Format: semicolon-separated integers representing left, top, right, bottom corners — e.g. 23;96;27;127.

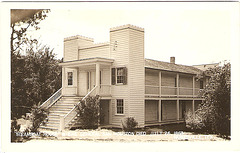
170;56;175;64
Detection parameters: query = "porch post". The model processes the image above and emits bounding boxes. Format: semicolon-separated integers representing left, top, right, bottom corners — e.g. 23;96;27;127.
158;100;161;122
193;76;195;96
159;71;161;97
96;63;100;94
192;100;195;116
176;73;179;96
62;67;65;95
177;99;179;120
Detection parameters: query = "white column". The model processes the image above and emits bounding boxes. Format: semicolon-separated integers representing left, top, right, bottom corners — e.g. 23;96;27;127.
176;74;179;96
77;67;79;96
193;76;195;96
158;100;161;122
192;100;195;116
177;99;180;120
62;67;65;95
159;71;161;97
96;63;100;94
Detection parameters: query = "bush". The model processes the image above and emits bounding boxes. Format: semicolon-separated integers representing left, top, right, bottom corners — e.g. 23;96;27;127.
185;110;204;131
11;118;21;142
76;95;100;129
122;117;138;132
28;104;49;132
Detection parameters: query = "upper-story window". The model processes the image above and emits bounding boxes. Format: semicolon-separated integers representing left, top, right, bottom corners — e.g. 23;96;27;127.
112;67;127;85
68;72;73;86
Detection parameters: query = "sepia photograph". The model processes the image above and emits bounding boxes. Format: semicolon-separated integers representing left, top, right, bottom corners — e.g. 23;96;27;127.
1;1;240;152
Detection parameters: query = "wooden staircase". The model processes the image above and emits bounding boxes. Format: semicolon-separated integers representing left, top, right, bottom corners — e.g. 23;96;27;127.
39;96;81;130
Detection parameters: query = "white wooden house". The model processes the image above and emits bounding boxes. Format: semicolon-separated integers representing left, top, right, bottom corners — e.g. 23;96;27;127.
40;24;208;130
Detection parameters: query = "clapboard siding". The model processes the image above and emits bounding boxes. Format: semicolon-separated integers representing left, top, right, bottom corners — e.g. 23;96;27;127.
79;45;110;59
64;37;93;62
179;74;193;88
162;72;176;87
79;71;87;96
128;28;145;126
110;28;130;126
162;100;177;120
145;69;159;86
64;39;78;62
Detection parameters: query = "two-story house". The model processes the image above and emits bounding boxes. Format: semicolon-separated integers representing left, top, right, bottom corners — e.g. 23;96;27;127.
39;24;208;130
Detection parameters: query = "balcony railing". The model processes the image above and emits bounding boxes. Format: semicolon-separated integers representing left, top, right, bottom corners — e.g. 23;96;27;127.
145;85;202;97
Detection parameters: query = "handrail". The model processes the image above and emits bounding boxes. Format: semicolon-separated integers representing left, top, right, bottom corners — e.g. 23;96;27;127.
39;88;62;109
63;86;98;127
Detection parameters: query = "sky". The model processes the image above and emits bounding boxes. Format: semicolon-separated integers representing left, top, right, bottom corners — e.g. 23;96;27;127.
26;2;237;66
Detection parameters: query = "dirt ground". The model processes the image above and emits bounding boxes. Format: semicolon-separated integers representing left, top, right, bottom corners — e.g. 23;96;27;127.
16;119;227;142
26;128;226;142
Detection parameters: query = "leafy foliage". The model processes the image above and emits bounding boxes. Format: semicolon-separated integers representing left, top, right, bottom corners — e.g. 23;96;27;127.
11;44;62;119
122;117;138;132
75;95;100;129
10;9;62;119
185;110;204;131
186;63;230;138
11;118;21;142
28;104;49;132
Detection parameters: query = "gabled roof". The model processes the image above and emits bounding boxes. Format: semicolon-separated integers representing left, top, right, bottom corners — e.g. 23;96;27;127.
145;58;203;75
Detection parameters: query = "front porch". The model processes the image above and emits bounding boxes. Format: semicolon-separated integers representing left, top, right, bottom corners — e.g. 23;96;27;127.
59;57;114;98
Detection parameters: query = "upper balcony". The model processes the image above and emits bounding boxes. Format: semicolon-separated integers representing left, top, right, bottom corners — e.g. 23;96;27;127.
145;68;205;98
145;85;203;98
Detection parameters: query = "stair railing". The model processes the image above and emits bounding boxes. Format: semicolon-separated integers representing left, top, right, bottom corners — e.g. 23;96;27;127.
39;88;62;109
62;86;98;129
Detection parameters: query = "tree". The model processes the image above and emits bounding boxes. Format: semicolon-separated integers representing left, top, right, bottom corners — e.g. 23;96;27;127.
11;10;49;119
10;10;62;119
186;62;231;139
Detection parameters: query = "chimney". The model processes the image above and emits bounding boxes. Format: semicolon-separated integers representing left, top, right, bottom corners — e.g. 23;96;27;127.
170;57;175;64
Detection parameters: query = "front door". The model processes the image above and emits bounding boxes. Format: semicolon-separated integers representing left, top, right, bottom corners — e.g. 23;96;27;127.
100;100;109;125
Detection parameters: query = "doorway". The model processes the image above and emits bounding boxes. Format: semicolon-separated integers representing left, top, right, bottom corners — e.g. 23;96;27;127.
100;100;109;125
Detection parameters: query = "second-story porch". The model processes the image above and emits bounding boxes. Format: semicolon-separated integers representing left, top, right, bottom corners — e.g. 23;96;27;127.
59;57;114;98
144;59;207;99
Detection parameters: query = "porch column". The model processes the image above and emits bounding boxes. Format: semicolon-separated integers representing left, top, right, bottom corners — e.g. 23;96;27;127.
158;100;161;122
193;76;195;96
177;99;180;120
96;63;100;94
159;71;161;96
62;67;65;95
192;100;195;116
176;73;179;96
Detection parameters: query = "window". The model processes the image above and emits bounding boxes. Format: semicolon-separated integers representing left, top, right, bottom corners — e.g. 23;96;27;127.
200;80;203;89
116;99;124;114
117;68;124;84
112;67;127;85
68;72;73;85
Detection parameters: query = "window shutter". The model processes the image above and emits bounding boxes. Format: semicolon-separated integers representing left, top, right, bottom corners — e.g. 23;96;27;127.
123;67;127;85
112;68;116;85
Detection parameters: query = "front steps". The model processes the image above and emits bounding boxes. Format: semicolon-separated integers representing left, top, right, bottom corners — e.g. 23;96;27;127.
39;96;82;130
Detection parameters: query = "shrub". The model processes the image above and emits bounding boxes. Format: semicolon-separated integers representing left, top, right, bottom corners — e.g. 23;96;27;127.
11;118;21;142
76;95;100;129
185;110;204;131
122;117;138;132
28;104;49;132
